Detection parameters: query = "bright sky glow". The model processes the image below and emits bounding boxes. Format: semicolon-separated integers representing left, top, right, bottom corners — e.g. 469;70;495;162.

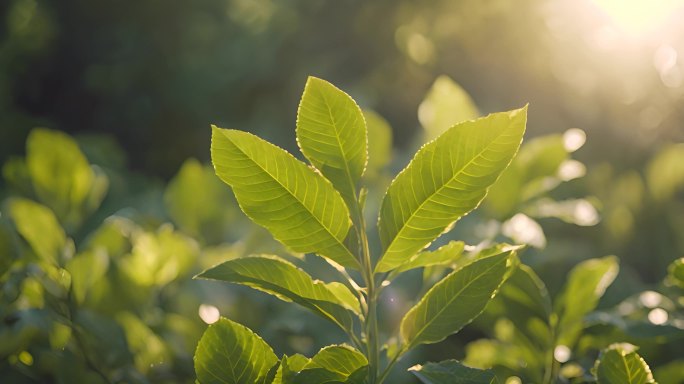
592;0;684;34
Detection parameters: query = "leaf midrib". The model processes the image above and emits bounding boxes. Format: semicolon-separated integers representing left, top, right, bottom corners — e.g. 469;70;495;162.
382;118;517;262
222;130;355;264
404;255;506;348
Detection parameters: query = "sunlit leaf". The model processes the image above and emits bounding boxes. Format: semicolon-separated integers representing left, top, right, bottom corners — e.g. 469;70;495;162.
8;198;66;265
646;143;684;202
119;225;198;287
197;255;360;331
194;317;278;384
26;128;107;229
667;258;684;289
556;256;619;349
409;360;498;384
211;126;358;269
363;109;393;179
390;241;465;278
376;107;527;273
593;344;655;384
273;354;310;384
164;158;237;242
418;75;480;140
524;198;599;226
297;76;367;206
401;252;515;349
66;249;109;304
501;213;546;249
294;345;368;383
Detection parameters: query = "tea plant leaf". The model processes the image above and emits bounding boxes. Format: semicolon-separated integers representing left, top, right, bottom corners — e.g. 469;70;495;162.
401;252;514;349
272;354;310;384
594;344;655;384
363;109;393;179
409;360;498;384
297;76;367;206
197;255;360;331
194;317;278;384
8;198;66;265
389;241;465;279
418;75;480;140
667;258;684;288
211;127;358;269
376;107;527;273
294;345;368;383
555;256;618;349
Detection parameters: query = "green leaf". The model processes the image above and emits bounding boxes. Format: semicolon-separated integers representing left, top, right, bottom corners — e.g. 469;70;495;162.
401;252;515;349
294;345;368;383
164;158;237;241
66;249;109;304
409;360;498;384
418;76;480;140
26;128;107;229
211;126;358;269
197;255;360;331
194;317;279;384
8;198;66;265
376;107;527;273
667;258;684;289
297;76;367;207
390;241;465;279
555;256;619;349
594;344;655;384
119;225;198;287
273;354;310;384
363;109;393;179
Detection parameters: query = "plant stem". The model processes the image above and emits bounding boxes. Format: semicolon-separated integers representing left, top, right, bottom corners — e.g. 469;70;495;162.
352;199;379;384
378;347;404;384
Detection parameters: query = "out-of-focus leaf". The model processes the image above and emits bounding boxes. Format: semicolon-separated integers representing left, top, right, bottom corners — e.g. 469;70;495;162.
501;213;546;249
593;343;655;384
418;75;480;140
390;241;465;278
197;255;360;331
0;222;17;276
376;108;527;273
2;157;33;196
653;359;684;384
26;128;107;229
82;216;134;258
116;312;171;374
211;127;358;269
74;310;133;370
524;198;599;226
401;252;515;349
294;345;368;383
485;132;579;218
409;360;498;384
164;158;236;242
667;258;684;289
555;256;619;349
8;198;65;265
194;317;278;384
119;225;198;287
297;76;367;207
66;249;109;304
647;143;684;202
363;109;393;179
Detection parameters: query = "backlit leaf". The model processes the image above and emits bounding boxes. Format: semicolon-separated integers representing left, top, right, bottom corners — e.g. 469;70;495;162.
418;76;480;140
194;318;278;384
197;255;360;332
8;198;66;265
211;127;358;269
410;360;498;384
594;344;655;384
401;252;515;349
297;76;367;206
376;107;527;273
555;256;619;349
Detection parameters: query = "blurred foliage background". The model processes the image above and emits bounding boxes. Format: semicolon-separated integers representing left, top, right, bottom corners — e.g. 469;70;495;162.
2;0;684;382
